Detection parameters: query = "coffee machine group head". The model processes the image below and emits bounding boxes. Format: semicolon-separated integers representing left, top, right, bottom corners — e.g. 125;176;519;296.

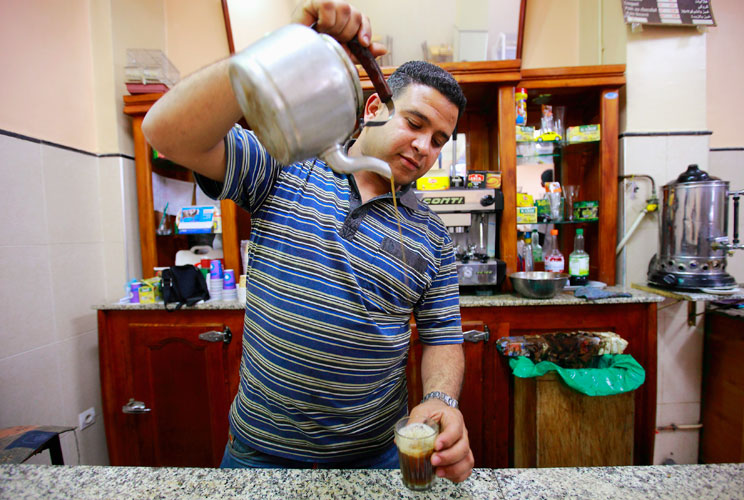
416;188;506;293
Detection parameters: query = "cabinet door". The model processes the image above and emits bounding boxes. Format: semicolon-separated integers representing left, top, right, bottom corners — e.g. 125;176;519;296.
127;321;235;467
406;320;497;468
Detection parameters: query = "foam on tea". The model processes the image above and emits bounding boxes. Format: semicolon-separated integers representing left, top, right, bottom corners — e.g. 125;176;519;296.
395;422;437;456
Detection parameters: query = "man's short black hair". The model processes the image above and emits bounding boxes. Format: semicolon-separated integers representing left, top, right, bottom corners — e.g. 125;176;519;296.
387;61;467;121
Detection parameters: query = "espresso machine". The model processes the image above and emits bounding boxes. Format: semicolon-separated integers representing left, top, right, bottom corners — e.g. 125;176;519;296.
648;165;743;290
415;188;506;293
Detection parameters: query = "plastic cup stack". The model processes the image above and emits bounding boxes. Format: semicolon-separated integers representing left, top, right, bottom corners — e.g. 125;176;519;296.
222;269;237;301
209;259;223;301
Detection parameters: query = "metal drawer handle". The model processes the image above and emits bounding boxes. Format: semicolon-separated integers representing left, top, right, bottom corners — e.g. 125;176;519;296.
198;326;232;344
122;398;151;414
463;325;490;343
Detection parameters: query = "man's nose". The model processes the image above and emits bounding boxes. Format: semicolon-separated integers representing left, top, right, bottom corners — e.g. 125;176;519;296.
412;133;430;155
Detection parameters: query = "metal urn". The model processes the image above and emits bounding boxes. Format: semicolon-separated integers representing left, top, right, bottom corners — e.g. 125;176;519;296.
648;165;743;290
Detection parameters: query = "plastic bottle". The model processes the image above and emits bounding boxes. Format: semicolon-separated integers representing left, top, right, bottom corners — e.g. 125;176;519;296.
544;229;565;273
524;236;534;272
531;229;543;263
569;228;590;286
516;231;525;272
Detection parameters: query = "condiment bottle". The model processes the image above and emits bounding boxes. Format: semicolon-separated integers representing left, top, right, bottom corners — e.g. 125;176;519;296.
569;228;590;286
531;229;543;263
524;236;534;272
544;229;565;273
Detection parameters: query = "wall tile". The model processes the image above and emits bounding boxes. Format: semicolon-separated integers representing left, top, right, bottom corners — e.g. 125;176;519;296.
0;245;56;357
0;344;65;427
49;243;106;340
657;300;704;405
42;145;103;244
56;329;109;465
103;241;127;303
0;135;48;245
122;157;142;281
654;400;701;465
98;156;125;244
666;135;710;180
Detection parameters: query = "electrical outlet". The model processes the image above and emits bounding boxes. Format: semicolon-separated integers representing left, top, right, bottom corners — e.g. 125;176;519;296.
78;407;96;431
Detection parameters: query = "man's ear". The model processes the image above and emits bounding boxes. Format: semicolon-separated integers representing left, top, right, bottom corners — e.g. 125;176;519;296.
363;93;386;122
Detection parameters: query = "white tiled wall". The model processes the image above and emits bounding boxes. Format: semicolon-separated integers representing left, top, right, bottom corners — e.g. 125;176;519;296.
618;133;712;465
0;132;139;465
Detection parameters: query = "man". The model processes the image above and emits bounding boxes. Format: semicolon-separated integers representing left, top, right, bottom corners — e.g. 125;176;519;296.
142;0;473;483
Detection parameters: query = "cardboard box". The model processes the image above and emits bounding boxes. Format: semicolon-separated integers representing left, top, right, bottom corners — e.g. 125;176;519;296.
486;172;502;189
516;193;534;207
516;125;535;142
567;124;600;143
517;206;538;224
535;199;551;221
466;171;488;188
574;201;599;221
416;175;450;190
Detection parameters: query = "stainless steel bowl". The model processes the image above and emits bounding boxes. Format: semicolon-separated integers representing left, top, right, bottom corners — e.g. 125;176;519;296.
510;271;569;299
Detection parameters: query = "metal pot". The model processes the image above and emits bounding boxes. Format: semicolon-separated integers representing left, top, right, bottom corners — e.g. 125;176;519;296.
228;24;393;178
648;165;743;290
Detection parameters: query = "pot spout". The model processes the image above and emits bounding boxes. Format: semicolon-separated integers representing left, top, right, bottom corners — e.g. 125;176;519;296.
320;144;392;179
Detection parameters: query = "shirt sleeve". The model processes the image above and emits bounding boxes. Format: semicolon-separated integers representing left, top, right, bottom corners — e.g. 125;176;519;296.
413;235;463;345
193;125;283;213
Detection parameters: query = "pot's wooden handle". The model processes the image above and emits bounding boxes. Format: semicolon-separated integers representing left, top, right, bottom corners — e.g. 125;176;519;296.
347;38;392;104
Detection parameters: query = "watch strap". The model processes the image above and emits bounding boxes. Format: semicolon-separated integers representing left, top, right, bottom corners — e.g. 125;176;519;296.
421;391;459;409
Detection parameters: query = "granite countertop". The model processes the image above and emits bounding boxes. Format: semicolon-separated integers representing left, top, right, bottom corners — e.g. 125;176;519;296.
632;283;744;301
2;463;743;499
95;287;661;311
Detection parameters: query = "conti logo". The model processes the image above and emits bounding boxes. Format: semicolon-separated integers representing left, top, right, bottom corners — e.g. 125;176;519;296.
423;197;465;205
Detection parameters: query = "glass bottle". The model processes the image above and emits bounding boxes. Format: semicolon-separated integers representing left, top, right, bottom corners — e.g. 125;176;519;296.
516;231;524;272
531;229;543;263
524;236;534;272
569;228;590;286
544;229;565;273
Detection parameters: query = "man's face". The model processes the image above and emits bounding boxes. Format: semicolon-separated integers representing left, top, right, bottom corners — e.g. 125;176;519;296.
359;84;459;186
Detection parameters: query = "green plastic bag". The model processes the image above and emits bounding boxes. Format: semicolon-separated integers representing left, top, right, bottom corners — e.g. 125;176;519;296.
508;354;645;396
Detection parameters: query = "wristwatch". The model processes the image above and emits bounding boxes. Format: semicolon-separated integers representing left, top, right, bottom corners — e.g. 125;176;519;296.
421;391;459;409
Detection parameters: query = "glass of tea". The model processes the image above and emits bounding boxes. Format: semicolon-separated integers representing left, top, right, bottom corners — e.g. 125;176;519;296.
394;416;439;491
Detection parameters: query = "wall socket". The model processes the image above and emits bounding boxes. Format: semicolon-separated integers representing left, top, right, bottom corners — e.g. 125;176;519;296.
78;407;96;431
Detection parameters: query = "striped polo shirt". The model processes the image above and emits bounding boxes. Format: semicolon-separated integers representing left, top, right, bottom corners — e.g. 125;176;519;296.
196;125;462;463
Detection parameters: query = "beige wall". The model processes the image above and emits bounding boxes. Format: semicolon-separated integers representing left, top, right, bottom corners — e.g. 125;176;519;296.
0;0;98;151
0;0;228;466
707;0;744;148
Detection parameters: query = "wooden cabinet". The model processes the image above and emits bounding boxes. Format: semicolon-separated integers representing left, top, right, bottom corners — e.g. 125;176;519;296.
361;63;624;286
123;94;249;278
407;302;657;468
700;309;744;463
98;308;244;467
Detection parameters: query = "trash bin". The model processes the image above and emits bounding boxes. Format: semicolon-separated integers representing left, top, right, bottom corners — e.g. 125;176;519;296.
511;354;645;468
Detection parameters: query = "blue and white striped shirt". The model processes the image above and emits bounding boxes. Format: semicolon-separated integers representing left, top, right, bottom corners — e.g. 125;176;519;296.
196;126;462;463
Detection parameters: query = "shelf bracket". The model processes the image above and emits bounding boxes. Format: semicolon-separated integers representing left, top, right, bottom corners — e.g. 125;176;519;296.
687;301;696;327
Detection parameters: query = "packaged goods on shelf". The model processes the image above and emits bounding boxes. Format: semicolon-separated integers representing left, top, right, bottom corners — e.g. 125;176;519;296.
516;192;534;207
567;124;600;143
517;206;538;224
574;201;599;221
416;175;450;190
516;125;535;142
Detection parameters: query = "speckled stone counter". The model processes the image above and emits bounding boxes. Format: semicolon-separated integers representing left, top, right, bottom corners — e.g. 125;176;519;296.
459;286;663;307
94;287;662;311
1;463;742;499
